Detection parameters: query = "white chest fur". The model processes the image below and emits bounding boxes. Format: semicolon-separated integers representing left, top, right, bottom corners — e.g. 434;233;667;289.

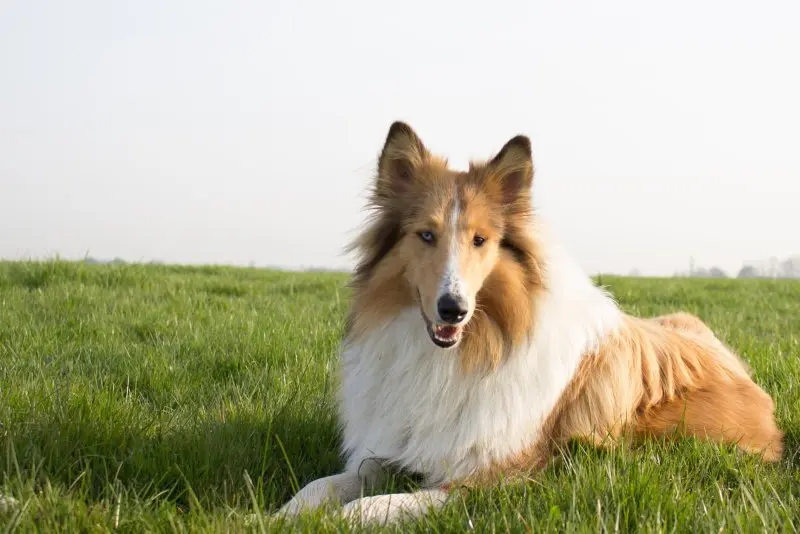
338;248;622;483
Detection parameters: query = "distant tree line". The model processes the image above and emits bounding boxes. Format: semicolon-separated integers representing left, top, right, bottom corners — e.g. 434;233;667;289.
687;266;730;279
84;256;130;265
81;254;800;279
734;256;800;279
629;255;800;279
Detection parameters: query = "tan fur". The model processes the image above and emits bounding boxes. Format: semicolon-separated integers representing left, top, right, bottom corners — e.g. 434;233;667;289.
653;311;717;337
460;253;541;372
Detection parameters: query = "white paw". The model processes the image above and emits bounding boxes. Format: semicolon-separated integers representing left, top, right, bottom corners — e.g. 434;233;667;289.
342;495;400;525
275;479;336;517
272;472;364;520
274;496;307;518
341;491;448;525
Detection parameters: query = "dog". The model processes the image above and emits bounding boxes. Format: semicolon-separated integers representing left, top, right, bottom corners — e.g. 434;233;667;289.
275;121;783;525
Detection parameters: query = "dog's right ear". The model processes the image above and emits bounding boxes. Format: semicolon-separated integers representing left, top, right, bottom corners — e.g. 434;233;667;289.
376;121;429;198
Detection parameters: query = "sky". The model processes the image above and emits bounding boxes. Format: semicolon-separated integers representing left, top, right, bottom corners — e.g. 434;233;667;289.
1;1;798;276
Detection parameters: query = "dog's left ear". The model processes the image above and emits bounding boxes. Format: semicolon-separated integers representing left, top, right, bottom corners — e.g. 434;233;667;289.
488;135;533;202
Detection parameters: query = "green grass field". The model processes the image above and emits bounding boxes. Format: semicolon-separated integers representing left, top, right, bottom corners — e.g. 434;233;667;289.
1;261;798;532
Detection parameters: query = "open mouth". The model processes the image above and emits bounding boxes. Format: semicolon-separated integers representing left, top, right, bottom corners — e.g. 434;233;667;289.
418;296;464;348
427;323;463;348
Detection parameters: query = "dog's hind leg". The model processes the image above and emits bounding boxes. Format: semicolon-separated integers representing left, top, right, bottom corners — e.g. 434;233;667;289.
637;376;783;462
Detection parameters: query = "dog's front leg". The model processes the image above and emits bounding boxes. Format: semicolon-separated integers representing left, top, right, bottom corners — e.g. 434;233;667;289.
275;471;367;516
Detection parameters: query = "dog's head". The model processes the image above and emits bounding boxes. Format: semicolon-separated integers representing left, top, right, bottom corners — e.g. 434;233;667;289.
350;122;540;353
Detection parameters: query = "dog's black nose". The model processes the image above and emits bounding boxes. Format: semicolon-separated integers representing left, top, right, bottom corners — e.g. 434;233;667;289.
437;294;468;324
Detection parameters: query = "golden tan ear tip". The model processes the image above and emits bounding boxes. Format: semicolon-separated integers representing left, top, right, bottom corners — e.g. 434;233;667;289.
492;135;533;166
385;121;416;143
504;135;532;156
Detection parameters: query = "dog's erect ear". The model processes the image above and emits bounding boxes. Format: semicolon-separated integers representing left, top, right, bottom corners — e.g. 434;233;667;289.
376;121;430;197
487;135;533;202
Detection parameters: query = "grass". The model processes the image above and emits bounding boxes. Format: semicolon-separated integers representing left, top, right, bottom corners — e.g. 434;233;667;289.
0;260;798;532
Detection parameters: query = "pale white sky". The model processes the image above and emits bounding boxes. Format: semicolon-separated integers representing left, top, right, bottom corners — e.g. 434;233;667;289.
1;1;798;276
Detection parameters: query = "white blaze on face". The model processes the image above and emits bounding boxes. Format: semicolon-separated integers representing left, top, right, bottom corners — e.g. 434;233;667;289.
437;194;468;320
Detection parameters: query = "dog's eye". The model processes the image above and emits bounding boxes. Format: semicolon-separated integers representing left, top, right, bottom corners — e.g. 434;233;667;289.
473;235;486;247
419;231;435;244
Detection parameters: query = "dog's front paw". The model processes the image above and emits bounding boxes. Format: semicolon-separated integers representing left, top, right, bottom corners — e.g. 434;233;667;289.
240;487;321;527
274;480;334;518
244;503;299;528
341;495;400;525
272;472;361;520
273;494;311;518
341;490;448;526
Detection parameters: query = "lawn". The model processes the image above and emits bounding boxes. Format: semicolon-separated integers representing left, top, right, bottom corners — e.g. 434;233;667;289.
0;261;798;532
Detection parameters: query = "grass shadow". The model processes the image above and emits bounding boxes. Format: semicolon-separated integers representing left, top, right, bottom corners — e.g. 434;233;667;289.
1;407;342;514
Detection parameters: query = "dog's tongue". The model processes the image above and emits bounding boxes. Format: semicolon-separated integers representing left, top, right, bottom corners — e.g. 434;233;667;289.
435;325;459;339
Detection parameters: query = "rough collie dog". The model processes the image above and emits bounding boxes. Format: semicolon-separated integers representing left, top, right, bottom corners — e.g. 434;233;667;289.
276;122;783;525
